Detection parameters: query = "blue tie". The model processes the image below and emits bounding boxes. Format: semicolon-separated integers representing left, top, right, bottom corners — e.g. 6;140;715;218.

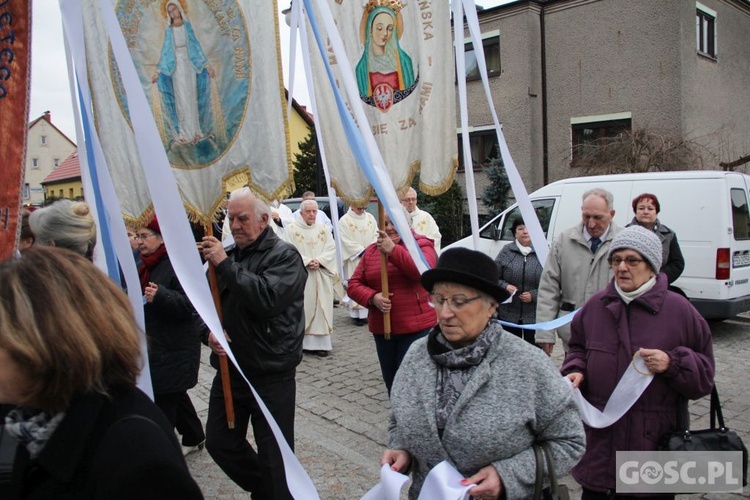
590;237;602;253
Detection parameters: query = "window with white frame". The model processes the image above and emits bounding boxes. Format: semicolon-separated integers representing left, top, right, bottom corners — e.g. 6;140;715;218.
32;158;39;169
54;158;60;167
23;183;30;199
40;135;48;145
457;128;499;171
696;3;717;58
460;31;501;81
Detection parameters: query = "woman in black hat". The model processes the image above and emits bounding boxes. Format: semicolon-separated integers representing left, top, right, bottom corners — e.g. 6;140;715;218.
380;248;585;499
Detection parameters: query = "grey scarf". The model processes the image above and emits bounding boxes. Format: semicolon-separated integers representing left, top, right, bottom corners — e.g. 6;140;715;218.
5;407;66;459
428;320;502;432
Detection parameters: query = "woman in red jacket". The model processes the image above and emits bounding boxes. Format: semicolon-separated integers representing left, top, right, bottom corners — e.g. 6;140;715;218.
347;209;438;394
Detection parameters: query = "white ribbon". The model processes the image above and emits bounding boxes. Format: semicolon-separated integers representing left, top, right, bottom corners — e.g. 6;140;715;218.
362;461;473;500
361;464;410;500
567;353;654;429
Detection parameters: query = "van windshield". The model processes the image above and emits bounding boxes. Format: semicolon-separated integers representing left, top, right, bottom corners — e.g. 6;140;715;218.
480;198;555;241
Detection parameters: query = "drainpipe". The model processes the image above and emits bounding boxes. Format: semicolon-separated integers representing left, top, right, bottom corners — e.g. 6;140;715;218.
540;3;549;185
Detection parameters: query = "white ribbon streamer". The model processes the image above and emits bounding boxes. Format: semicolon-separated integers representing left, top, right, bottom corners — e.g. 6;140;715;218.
458;0;548;265
362;460;472;500
567;353;654;429
418;461;473;500
361;464;410;500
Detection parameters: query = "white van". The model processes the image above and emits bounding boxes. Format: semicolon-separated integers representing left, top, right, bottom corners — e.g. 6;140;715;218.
446;171;750;319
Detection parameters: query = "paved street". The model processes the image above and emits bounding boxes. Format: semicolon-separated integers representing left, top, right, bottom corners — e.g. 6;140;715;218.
185;306;750;499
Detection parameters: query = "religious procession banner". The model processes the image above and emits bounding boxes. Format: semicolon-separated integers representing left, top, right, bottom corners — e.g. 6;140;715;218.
81;0;293;224
0;0;31;261
303;0;457;204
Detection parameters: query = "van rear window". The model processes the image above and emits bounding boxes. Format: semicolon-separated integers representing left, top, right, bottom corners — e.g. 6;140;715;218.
730;189;750;240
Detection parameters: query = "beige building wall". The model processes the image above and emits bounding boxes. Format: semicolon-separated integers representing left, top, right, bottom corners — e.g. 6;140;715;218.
24;115;76;205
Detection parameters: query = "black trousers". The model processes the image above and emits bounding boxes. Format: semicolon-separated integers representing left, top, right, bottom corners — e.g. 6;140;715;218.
154;391;205;446
205;374;295;499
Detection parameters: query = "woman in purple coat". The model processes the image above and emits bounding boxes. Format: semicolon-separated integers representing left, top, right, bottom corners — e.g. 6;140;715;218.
562;225;714;499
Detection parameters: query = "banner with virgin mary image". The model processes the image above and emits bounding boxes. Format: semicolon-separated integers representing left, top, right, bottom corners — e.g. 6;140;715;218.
304;0;457;203
81;0;293;223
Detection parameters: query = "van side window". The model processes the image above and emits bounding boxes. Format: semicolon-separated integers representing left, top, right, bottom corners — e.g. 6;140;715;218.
492;198;555;241
731;189;750;240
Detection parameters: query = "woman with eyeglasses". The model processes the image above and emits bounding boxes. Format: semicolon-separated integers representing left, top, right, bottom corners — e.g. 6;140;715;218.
136;216;205;456
347;208;438;395
562;226;714;499
381;248;585;499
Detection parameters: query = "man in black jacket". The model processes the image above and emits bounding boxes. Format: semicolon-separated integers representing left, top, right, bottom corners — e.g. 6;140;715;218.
201;188;307;499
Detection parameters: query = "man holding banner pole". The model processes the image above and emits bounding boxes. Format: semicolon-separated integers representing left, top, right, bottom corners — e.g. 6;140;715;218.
201;188;307;498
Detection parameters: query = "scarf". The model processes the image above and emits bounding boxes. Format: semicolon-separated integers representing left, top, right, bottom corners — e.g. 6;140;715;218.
138;244;167;293
5;407;66;459
614;274;656;304
428;321;502;432
515;240;532;256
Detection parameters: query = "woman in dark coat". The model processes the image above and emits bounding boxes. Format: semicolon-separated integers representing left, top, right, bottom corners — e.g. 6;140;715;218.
627;193;685;284
562;226;714;499
137;217;205;454
0;247;202;499
494;218;543;344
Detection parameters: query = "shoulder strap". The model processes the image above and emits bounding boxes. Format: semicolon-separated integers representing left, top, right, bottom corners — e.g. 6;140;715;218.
710;385;726;430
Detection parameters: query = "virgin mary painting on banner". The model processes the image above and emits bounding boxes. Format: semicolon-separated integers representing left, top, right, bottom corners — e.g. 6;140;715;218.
81;0;292;224
152;0;222;152
355;2;417;112
304;0;457;204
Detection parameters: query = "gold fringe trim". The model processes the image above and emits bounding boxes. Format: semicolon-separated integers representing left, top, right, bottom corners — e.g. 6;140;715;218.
330;155;459;206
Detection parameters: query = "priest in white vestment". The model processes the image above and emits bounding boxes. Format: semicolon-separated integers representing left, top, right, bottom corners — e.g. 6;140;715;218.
338;205;377;325
285;200;337;356
400;187;442;251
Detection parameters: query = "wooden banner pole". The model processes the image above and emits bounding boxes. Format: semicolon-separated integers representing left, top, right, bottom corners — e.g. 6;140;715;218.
378;201;391;340
204;223;235;429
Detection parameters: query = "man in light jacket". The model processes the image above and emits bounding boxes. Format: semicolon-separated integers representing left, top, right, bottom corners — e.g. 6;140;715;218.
535;188;623;355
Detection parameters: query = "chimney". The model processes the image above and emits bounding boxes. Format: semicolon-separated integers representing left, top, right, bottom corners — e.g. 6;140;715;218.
43;110;51;122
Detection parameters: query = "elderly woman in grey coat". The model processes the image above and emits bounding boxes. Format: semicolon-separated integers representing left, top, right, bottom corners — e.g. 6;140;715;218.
382;248;585;499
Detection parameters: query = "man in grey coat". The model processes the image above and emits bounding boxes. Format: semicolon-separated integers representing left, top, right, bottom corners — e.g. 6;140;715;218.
536;188;623;355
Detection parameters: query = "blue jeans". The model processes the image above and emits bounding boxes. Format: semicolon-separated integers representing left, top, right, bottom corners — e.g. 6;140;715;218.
373;328;431;395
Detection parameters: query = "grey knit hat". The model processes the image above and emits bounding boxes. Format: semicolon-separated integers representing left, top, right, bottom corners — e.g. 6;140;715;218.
607;225;663;272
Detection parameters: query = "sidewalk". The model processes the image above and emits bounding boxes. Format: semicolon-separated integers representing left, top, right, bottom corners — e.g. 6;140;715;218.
185;305;749;499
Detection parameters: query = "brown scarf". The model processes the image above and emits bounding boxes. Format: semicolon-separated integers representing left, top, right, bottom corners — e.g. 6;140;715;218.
138;244;167;293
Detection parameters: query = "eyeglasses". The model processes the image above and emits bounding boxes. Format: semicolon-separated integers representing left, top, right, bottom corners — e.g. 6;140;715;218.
401;197;417;202
428;293;482;311
608;256;645;267
134;232;157;240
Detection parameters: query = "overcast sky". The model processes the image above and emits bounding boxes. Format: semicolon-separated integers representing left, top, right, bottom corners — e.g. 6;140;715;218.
29;0;512;141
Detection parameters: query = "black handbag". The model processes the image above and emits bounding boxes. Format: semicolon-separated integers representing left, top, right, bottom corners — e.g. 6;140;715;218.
533;442;571;500
659;385;748;486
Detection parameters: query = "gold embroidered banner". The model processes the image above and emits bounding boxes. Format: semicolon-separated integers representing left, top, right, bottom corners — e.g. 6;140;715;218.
304;0;457;204
81;0;293;224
